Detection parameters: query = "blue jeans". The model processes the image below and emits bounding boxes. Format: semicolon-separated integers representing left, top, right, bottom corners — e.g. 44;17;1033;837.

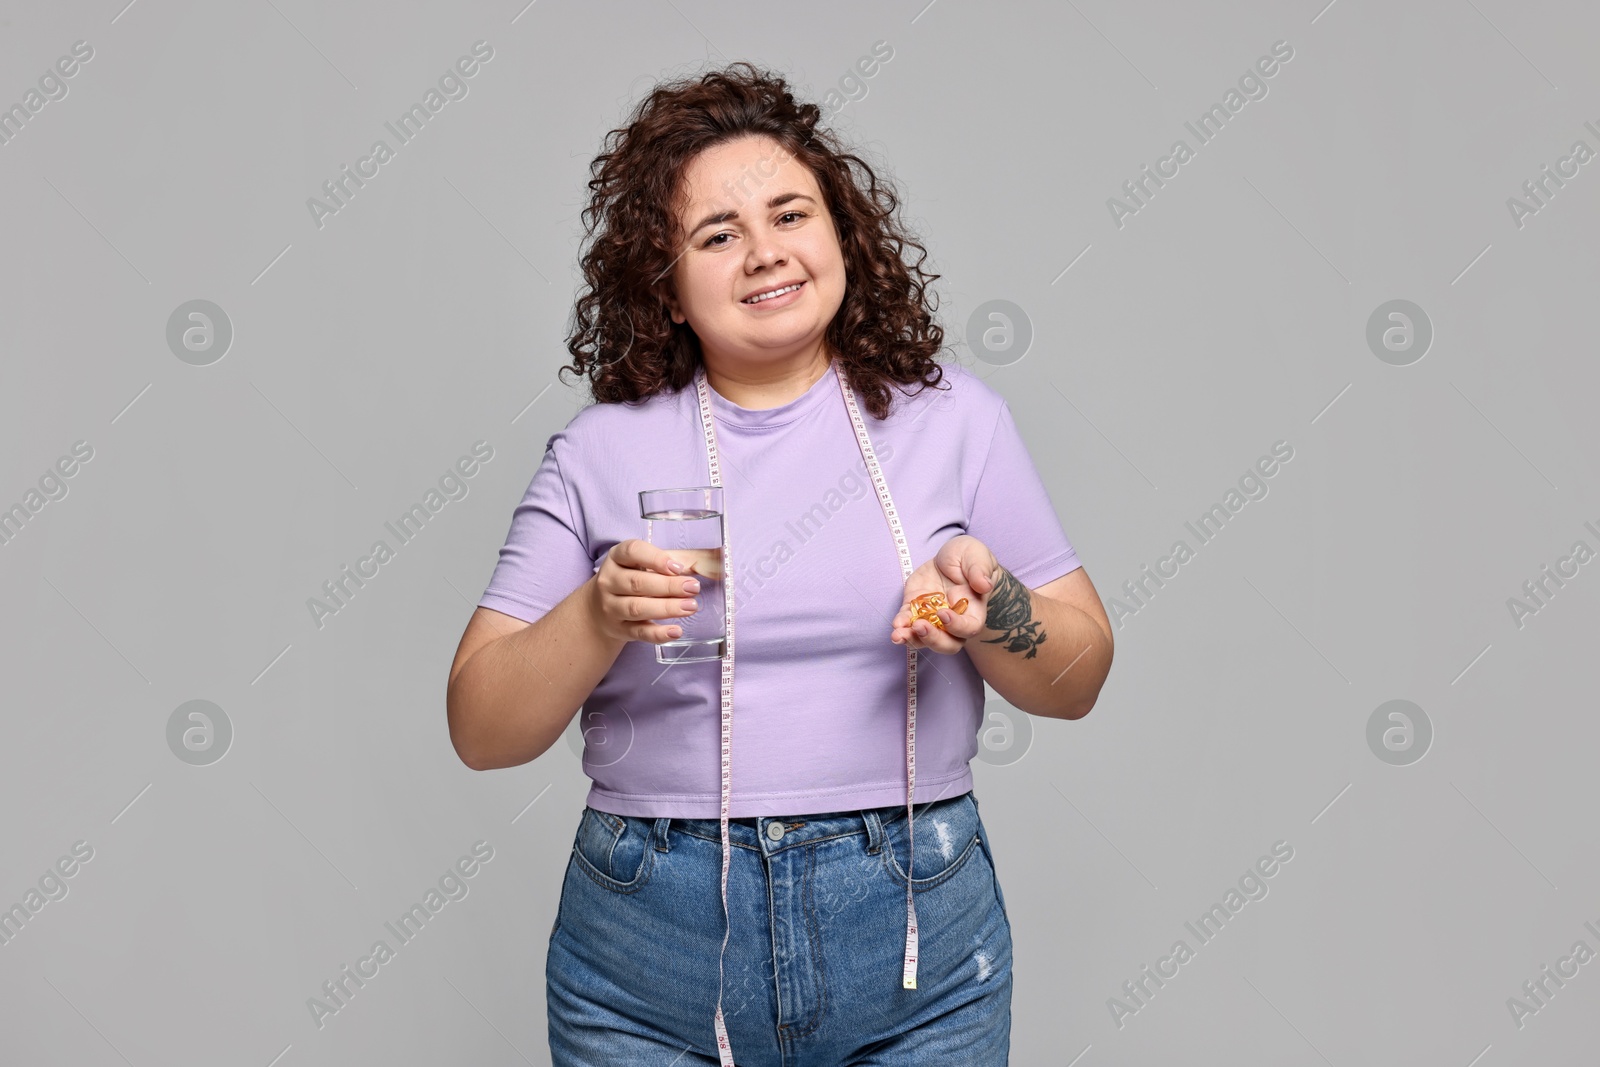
547;789;1013;1065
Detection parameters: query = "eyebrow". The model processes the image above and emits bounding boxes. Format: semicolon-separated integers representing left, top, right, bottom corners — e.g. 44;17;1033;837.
688;192;816;238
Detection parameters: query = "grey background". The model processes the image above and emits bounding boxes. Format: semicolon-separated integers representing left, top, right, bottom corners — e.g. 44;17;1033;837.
2;0;1596;1063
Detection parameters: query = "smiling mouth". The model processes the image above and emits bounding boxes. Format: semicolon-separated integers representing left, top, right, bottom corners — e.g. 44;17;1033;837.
742;281;805;304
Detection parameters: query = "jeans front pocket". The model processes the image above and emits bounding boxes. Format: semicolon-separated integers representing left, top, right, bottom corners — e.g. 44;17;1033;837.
879;792;982;891
570;807;655;893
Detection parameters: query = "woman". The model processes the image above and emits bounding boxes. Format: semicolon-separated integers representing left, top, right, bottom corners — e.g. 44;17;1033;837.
446;62;1113;1066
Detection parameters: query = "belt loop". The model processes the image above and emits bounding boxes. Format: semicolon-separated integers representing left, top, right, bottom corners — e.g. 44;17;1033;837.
653;817;672;853
862;809;883;854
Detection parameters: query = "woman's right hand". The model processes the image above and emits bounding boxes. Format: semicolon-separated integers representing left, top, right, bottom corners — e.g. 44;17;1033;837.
588;538;702;645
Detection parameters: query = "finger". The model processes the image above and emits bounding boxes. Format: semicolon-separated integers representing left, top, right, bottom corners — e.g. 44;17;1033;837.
691;550;725;581
603;563;700;603
940;556;979;598
936;552;968;584
627;563;704;604
964;561;991;595
615;538;684;576
942;608;982;641
622;592;701;621
893;628;928;650
626;619;685;644
911;618;961;654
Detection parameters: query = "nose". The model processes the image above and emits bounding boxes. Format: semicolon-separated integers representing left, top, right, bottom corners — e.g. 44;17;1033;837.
746;235;787;271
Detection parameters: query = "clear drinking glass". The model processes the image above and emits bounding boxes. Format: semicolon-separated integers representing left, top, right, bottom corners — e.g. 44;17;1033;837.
639;486;727;664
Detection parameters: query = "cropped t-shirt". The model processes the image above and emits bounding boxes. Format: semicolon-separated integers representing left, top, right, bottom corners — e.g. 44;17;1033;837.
477;359;1082;817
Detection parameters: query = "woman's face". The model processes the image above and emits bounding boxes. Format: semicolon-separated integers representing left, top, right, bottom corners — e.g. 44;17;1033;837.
664;134;847;368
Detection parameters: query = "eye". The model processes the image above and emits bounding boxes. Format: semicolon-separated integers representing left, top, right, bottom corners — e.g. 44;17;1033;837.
700;211;806;248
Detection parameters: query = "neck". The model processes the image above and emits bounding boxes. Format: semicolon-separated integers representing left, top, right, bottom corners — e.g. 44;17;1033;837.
702;349;832;410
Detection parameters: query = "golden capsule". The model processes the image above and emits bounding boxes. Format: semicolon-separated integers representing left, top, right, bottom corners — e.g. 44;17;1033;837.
909;592;968;631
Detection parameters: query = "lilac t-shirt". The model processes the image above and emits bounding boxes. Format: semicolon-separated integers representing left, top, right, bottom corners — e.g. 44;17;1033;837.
477;359;1081;817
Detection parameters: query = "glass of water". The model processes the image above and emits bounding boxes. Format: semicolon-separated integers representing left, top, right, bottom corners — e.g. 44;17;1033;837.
639;486;726;663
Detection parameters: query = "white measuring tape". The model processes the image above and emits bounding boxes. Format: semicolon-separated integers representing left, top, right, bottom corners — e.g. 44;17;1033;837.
693;364;921;1066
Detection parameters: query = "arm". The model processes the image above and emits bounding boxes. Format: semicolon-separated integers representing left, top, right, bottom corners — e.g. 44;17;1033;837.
446;577;626;770
448;538;700;769
962;565;1113;721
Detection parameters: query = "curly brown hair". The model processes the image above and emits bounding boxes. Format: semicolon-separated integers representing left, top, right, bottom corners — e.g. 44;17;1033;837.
557;60;948;422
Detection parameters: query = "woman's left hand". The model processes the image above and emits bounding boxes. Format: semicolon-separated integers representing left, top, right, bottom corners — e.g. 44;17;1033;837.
890;535;997;654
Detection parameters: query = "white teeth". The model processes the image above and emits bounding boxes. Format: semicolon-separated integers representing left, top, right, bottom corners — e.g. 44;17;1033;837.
744;283;801;304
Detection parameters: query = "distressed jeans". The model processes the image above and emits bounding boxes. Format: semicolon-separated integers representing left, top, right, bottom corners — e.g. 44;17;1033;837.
546;789;1014;1065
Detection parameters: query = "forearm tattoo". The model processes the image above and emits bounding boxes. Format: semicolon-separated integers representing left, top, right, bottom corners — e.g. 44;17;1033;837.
980;567;1048;658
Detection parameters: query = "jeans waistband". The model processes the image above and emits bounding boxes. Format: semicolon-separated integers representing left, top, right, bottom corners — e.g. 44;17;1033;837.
613;790;975;856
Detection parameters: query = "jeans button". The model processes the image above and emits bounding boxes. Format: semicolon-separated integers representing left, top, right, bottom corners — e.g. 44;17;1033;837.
765;820;786;842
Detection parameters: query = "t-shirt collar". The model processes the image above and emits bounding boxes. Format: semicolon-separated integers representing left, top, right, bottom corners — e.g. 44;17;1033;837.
705;360;839;429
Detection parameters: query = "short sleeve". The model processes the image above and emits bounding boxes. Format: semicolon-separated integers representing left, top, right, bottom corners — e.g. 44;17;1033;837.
477;438;596;624
966;400;1082;589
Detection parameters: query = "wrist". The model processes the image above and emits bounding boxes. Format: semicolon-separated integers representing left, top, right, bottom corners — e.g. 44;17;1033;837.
581;575;624;648
972;565;1025;639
